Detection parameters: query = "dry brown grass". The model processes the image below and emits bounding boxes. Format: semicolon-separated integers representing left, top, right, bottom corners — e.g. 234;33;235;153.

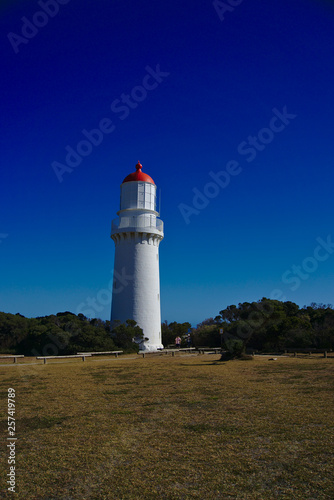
1;354;334;499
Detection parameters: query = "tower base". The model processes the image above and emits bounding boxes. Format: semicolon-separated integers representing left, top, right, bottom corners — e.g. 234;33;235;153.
138;340;164;352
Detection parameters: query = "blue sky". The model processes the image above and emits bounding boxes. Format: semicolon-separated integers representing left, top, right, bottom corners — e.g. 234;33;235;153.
1;0;333;326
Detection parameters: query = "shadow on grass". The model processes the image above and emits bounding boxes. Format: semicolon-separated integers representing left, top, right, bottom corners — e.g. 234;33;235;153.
110;409;134;415
104;389;131;395
184;423;241;434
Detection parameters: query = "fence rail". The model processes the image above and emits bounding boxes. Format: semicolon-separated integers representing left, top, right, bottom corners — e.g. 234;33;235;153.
0;355;24;363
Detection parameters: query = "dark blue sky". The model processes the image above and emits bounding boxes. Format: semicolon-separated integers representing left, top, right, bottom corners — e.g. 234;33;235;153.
1;0;333;325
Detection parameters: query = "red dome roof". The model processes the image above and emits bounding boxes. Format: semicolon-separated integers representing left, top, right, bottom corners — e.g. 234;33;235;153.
122;162;155;185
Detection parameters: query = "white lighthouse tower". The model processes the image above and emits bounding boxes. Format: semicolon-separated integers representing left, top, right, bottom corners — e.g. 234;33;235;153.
110;162;164;352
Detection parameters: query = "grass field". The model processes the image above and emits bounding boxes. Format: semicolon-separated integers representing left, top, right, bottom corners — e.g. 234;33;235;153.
1;353;334;499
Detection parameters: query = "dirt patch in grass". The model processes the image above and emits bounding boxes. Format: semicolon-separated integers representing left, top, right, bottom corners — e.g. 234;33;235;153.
19;415;70;430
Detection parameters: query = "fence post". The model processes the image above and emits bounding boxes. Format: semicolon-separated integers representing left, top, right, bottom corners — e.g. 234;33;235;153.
324;351;327;358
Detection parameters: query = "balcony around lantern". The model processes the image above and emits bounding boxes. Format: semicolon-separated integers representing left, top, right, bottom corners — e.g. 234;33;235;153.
111;215;164;235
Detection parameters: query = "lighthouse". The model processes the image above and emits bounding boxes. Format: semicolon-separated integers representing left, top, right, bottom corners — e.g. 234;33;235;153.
110;162;164;351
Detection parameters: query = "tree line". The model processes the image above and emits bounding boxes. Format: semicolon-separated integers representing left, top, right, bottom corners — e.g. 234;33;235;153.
0;312;143;356
162;299;334;352
194;299;334;352
0;299;333;356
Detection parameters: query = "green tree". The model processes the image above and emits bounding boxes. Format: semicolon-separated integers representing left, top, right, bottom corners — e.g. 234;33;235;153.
192;323;220;347
111;320;144;352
